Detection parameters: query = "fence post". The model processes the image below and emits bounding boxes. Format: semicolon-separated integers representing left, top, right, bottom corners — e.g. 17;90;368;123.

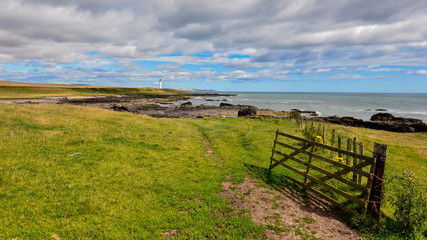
368;143;387;219
338;136;342;157
330;130;335;158
304;146;315;184
352;137;358;181
346;138;351;165
322;125;325;145
270;129;280;169
358;142;364;184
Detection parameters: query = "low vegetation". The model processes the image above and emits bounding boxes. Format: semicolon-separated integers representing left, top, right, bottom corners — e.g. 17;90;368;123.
0;80;183;99
0;94;426;238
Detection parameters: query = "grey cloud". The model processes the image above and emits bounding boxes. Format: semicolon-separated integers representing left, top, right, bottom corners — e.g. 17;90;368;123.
1;0;427;85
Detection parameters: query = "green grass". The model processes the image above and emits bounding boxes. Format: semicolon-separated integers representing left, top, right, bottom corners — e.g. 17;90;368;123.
0;85;184;99
0;104;426;239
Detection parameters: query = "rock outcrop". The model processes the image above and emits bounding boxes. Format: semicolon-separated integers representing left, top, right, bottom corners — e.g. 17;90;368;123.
313;114;427;133
238;106;257;117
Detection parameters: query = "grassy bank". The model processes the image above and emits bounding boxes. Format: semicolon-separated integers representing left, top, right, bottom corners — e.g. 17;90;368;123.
0;103;426;239
0;80;183;99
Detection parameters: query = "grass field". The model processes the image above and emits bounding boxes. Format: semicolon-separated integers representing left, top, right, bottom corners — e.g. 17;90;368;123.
0;91;426;238
0;80;183;99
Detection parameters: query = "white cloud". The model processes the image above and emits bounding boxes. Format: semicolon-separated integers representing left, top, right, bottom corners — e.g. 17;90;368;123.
0;0;426;87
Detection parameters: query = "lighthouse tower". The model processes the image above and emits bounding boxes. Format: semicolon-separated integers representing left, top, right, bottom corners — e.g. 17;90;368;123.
159;79;162;89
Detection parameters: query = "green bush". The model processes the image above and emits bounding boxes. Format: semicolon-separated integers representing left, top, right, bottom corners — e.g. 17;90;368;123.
389;170;427;238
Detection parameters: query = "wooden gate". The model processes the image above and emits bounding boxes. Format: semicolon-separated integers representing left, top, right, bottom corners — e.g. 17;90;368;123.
270;130;387;217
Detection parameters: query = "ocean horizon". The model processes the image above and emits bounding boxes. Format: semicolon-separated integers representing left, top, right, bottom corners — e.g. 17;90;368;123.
184;92;427;122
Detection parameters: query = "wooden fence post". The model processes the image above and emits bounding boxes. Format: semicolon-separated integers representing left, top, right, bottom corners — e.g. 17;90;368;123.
322;125;325;145
346;138;351;165
330;130;335;158
368;143;387;219
358;142;364;184
352;137;358;181
338;136;342;157
304;146;315;184
270;129;279;169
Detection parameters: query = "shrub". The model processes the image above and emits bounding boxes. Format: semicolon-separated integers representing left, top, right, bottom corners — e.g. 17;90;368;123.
389;170;427;238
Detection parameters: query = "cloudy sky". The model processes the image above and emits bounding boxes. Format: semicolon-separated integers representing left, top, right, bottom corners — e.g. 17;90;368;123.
1;0;427;92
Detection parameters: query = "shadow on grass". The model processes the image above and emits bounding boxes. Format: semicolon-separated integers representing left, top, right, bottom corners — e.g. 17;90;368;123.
244;163;304;194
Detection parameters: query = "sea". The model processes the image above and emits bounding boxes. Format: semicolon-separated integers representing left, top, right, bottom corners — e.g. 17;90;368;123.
183;92;427;122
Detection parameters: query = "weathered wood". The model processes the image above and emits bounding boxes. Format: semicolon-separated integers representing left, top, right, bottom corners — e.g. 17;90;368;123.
322;125;325;145
368;143;387;219
276;131;374;162
304;146;315;184
281;174;362;217
306;159;373;188
271;153;369;193
272;130;382;217
353;137;358;182
330;129;335;158
358;142;364;184
271;158;365;206
346;138;351;165
270;129;280;169
270;143;311;169
362;150;375;215
274;142;372;178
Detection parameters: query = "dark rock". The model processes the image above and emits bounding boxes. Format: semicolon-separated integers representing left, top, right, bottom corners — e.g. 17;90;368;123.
222;99;229;101
238;106;257;117
180;101;192;106
111;104;128;111
313;115;426;133
375;109;388;112
205;99;214;101
220;103;234;107
309;112;319;117
371;113;394;121
371;113;423;124
412;123;427;132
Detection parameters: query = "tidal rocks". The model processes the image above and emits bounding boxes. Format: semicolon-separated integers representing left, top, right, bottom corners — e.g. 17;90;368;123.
110;104;129;112
370;113;394;121
371;113;423;124
220;103;234;107
291;109;317;114
313;114;426;133
180;101;192;106
238;106;257;117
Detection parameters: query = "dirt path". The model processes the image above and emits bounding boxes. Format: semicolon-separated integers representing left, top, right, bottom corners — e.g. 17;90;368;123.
200;133;363;240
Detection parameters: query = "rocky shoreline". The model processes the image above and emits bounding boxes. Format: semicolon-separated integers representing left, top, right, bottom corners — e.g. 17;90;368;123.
4;93;426;133
310;113;427;133
58;93;289;118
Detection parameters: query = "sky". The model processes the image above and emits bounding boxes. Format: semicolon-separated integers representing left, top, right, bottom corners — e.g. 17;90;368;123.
0;0;427;93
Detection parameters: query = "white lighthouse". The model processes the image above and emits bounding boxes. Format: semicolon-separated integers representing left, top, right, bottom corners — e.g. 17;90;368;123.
159;79;162;89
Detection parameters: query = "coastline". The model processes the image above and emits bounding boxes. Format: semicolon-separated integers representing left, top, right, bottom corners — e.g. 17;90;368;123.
3;92;426;133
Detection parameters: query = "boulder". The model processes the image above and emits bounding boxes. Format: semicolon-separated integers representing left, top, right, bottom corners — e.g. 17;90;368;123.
371;113;394;121
180;101;192;106
111;104;128;111
238;106;257;117
220;103;234;107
